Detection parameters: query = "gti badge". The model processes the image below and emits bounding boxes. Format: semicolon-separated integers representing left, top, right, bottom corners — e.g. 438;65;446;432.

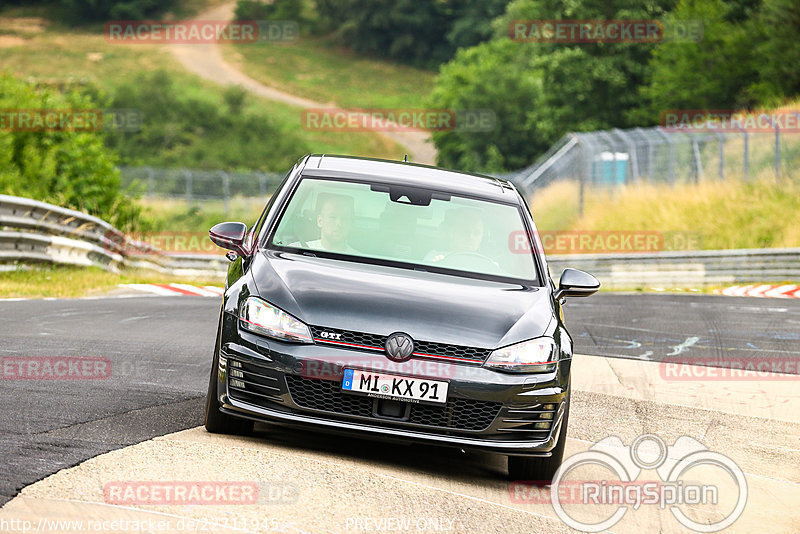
319;331;343;340
385;332;414;362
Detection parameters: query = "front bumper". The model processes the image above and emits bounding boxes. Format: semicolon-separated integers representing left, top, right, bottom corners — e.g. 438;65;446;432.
215;315;571;457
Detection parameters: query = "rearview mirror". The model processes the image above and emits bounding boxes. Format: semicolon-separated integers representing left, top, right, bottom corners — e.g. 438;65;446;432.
209;222;248;256
554;268;600;300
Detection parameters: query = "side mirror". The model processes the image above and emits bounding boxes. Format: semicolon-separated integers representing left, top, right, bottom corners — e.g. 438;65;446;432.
554;268;600;300
209;222;248;256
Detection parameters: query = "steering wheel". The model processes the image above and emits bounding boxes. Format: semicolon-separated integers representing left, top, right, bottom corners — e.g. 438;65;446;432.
440;251;498;269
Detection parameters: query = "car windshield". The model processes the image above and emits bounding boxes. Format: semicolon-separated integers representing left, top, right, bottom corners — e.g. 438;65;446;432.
269;177;538;283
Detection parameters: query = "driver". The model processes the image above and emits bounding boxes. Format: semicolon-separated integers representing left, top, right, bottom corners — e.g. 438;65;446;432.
425;208;485;263
293;194;358;254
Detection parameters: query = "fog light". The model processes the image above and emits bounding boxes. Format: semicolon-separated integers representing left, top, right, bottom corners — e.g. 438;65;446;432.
534;422;551;429
231;379;245;389
231;360;242;368
543;404;555;410
540;412;554;420
231;369;244;379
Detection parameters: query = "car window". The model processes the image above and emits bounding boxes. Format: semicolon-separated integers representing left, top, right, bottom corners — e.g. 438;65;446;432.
270;177;538;283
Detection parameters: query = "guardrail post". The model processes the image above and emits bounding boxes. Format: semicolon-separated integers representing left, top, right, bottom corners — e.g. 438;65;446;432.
774;122;780;180
221;171;230;215
690;134;702;184
184;169;193;204
737;127;749;182
146;167;154;197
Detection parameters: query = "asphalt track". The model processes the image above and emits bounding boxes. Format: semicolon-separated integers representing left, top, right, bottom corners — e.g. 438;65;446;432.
1;293;799;507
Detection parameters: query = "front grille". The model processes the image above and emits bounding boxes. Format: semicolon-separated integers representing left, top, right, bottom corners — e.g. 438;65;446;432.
309;325;492;364
226;358;285;406
285;374;501;432
495;402;559;438
285;374;373;417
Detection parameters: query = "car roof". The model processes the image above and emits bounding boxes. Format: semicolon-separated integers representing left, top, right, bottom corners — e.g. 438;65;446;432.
299;154;519;203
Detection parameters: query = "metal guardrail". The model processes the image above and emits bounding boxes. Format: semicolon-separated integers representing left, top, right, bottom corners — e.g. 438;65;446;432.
0;195;228;278
2;194;797;288
548;248;800;289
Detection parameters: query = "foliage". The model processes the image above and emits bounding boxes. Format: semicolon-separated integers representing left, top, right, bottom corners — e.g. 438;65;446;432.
0;73;141;230
431;0;676;172
59;0;177;23
313;0;511;68
100;69;311;172
235;0;304;21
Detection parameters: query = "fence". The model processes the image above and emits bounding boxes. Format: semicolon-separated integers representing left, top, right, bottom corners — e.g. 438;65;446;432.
119;167;284;211
508;123;800;212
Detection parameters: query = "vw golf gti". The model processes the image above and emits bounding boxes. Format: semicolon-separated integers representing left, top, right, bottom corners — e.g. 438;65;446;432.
205;154;599;480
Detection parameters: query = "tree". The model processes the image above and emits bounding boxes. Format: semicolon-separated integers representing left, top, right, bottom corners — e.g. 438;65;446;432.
748;0;800;104
428;40;550;172
0;74;141;230
430;0;676;172
639;0;761;119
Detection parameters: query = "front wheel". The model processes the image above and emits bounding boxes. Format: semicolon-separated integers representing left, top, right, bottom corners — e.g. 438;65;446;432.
507;390;570;483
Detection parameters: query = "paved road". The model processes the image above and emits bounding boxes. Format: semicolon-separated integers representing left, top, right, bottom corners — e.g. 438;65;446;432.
1;293;798;505
566;293;800;367
0;297;218;504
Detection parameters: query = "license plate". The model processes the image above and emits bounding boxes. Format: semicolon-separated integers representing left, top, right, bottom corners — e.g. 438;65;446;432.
341;369;448;405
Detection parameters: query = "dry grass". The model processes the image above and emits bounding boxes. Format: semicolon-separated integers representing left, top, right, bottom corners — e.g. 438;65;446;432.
530;171;800;250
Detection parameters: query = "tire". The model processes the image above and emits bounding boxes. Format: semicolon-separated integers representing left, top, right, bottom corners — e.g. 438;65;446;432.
204;328;254;435
507;389;570;483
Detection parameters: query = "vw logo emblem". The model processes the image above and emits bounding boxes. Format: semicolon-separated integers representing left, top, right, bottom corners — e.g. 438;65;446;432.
385;332;414;362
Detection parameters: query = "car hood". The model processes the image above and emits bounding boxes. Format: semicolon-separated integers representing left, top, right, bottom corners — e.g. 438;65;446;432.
251;251;554;349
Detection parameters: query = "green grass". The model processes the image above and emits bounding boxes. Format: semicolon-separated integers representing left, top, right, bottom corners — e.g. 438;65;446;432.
139;197;267;232
0;18;404;164
222;37;437;109
0;265;221;299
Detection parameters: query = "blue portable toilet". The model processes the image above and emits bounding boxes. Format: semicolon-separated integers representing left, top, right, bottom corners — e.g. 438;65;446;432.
593;152;629;185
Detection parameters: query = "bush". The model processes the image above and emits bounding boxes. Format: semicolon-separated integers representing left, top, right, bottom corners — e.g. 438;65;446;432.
59;0;177;23
101;69;310;171
0;73;141;230
235;0;303;21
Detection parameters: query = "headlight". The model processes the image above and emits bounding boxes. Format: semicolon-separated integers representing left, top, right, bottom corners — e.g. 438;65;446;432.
239;297;313;343
484;337;558;372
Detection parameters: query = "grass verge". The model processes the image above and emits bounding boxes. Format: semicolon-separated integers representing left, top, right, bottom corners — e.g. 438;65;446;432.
0;16;404;166
222;38;436;109
0;265;222;299
530;174;800;251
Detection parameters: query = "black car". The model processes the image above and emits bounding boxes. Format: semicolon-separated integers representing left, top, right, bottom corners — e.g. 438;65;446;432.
205;154;599;480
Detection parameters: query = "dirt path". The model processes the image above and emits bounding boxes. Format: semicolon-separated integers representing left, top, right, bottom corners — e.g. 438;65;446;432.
168;3;437;164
